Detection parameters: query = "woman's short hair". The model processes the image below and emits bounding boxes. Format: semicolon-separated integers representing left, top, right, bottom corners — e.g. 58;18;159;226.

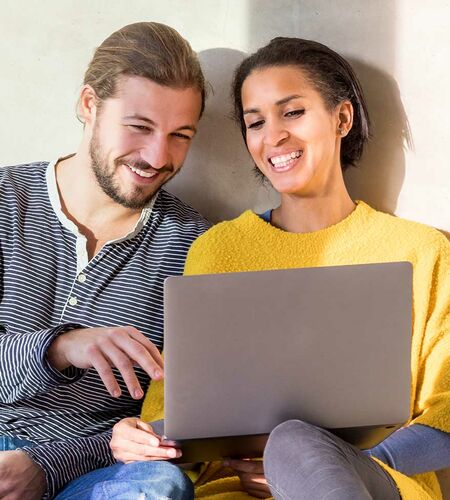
232;37;370;169
82;22;206;117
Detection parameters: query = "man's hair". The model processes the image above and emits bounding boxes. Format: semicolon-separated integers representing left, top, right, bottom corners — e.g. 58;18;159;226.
232;37;370;170
82;22;206;116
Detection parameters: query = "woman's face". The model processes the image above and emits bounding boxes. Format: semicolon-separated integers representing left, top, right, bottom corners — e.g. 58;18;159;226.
241;65;348;197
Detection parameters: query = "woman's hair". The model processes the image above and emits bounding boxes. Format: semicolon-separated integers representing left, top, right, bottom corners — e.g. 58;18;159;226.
82;22;206;117
232;37;370;169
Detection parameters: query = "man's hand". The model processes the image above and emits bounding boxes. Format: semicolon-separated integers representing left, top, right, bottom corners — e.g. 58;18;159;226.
47;326;164;399
110;417;182;462
0;450;46;500
223;459;271;498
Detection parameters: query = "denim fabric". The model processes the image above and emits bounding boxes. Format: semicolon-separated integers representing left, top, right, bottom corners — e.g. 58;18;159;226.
55;460;194;500
0;435;35;451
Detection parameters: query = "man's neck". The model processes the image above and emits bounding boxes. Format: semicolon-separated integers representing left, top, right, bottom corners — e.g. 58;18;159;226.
55;148;143;258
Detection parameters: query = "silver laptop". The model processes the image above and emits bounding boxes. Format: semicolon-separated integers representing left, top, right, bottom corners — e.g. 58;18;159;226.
163;262;412;462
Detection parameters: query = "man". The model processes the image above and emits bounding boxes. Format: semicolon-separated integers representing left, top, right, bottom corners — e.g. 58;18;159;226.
0;22;209;499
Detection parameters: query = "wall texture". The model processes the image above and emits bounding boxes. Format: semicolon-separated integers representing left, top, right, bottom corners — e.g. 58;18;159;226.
1;0;449;232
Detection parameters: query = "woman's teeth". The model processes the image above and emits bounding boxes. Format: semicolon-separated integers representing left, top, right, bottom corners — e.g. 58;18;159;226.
126;164;158;178
270;150;302;169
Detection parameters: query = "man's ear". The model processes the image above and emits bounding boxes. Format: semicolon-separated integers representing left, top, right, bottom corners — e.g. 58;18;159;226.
77;85;99;126
336;100;354;137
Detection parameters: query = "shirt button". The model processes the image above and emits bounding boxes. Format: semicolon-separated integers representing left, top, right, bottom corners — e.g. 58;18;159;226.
77;273;87;283
68;296;78;306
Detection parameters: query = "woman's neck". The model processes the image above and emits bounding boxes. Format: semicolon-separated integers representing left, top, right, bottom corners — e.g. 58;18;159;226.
271;189;356;234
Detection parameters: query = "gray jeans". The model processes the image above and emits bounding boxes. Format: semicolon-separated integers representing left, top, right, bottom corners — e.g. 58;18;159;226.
263;420;401;500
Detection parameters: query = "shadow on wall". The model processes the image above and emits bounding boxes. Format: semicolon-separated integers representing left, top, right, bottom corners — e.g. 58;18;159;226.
344;60;412;215
167;48;279;223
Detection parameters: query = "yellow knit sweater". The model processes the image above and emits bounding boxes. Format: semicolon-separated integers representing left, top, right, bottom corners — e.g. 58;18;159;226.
142;201;450;499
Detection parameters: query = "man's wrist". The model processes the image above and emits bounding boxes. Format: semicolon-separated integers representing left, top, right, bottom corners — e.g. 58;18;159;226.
46;333;71;371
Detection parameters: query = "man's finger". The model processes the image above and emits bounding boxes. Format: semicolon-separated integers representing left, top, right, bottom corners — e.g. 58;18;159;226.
89;347;121;397
120;452;173;463
135;420;155;434
126;326;164;370
113;440;179;459
113;424;160;447
115;334;163;383
105;344;144;399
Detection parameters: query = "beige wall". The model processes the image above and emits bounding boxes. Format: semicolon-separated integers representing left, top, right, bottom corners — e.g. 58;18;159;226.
1;0;449;232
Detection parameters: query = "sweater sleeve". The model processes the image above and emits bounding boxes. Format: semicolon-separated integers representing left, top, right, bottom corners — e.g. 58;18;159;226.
409;234;450;432
22;430;114;499
0;323;86;403
365;424;450;475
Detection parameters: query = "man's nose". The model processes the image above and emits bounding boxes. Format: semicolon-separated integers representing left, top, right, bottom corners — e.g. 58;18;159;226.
141;137;170;169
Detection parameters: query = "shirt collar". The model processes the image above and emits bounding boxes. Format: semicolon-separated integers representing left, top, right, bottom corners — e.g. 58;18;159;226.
46;156;158;243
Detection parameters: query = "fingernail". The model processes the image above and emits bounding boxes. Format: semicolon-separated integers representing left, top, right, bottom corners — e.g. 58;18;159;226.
134;389;143;399
154;370;162;379
112;390;121;398
167;448;177;458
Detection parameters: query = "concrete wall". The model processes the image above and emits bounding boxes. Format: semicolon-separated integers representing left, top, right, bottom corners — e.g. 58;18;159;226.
1;0;449;232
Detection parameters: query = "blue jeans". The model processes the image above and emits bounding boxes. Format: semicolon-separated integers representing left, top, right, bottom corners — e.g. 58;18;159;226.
1;435;193;499
0;434;35;450
55;461;194;500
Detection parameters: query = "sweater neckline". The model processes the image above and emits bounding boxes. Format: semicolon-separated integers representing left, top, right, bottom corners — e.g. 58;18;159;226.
248;201;372;240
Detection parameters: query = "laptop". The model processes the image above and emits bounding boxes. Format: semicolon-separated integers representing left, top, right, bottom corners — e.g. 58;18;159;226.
163;262;412;462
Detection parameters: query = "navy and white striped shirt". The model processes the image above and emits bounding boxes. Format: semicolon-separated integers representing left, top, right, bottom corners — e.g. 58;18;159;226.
0;160;210;497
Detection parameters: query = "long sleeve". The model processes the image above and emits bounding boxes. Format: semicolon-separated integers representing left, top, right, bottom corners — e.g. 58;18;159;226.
365;424;450;475
22;430;114;499
0;323;85;403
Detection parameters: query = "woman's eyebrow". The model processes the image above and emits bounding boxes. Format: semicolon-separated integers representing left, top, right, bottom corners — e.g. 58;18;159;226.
275;94;304;106
243;94;305;115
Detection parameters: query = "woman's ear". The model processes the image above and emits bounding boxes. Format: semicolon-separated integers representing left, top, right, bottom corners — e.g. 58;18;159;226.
336;100;354;137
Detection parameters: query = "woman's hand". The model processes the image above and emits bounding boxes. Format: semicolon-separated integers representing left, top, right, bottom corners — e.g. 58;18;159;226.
224;459;271;498
110;417;181;463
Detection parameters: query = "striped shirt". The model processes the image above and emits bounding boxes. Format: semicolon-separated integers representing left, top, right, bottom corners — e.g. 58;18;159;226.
0;160;210;497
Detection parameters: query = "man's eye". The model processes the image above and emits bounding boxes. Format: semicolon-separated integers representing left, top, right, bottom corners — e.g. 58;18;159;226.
172;133;192;141
285;109;305;118
247;120;264;130
129;125;151;132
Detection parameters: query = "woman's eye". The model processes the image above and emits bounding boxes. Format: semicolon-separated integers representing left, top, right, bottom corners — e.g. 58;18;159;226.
285;109;305;118
247;120;264;130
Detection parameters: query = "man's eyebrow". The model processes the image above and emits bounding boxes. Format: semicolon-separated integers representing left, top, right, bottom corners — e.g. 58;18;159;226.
123;114;156;125
243;94;305;115
123;114;197;134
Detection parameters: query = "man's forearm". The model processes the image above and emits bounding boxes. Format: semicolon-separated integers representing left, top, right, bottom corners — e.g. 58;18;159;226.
22;430;114;499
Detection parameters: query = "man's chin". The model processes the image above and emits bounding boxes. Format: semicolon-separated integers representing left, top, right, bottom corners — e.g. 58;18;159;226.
117;193;156;210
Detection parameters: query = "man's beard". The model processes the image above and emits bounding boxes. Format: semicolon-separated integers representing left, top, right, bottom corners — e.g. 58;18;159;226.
89;129;176;210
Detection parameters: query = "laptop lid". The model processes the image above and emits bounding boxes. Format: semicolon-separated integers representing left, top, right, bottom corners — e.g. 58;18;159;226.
163;262;412;461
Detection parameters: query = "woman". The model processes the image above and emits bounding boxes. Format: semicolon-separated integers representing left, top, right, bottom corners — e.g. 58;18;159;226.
113;37;450;499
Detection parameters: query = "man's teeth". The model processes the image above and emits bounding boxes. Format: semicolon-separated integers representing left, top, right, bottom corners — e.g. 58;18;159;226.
126;164;158;178
270;151;302;168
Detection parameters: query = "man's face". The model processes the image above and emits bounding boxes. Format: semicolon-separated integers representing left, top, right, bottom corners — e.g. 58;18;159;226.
89;75;202;209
